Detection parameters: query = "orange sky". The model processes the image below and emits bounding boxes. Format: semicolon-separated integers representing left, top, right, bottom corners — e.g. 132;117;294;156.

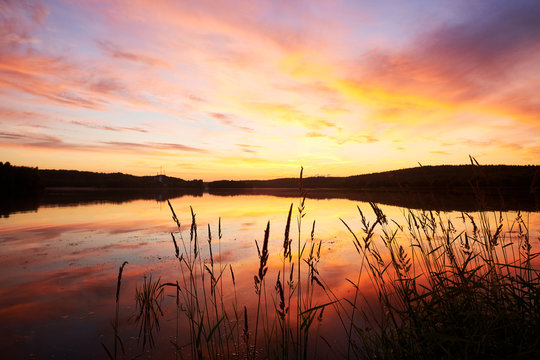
1;0;539;180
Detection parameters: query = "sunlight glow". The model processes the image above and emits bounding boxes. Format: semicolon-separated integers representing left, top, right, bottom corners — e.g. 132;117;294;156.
1;0;538;179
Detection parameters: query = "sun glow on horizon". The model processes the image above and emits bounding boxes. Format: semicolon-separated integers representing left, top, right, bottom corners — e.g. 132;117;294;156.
1;0;539;180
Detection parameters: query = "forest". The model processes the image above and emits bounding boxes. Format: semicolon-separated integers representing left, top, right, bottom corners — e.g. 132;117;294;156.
209;165;539;194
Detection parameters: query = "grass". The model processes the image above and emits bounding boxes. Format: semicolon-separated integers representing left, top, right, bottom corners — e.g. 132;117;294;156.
103;261;128;360
341;205;540;359
108;163;540;359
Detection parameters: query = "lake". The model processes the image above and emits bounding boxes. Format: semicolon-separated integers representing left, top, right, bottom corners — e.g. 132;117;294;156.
1;190;539;359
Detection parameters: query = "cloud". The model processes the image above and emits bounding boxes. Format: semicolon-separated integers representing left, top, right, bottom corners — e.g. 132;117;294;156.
316;119;340;129
98;40;172;68
236;143;264;154
210;112;253;132
0;130;78;150
430;150;450;155
0;107;150;136
0;130;207;153
352;0;540;122
306;131;378;145
0;107;49;126
0;0;47;46
0;49;109;109
306;131;323;137
101;141;207;153
321;104;350;115
70;120;148;133
0;7;154;111
0;50;138;110
418;1;540;73
242;102;334;130
0;0;538;177
0;131;27;140
210;112;232;125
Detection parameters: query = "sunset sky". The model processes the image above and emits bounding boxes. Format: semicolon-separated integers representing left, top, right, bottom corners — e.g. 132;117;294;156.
1;0;539;180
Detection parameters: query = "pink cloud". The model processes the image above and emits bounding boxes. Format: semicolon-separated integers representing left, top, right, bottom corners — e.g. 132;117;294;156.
98;40;172;68
348;0;540;123
0;130;207;154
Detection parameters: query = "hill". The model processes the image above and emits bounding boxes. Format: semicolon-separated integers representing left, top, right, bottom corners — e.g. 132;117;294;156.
0;161;42;195
0;162;203;196
208;165;539;194
40;169;203;189
3;162;538;196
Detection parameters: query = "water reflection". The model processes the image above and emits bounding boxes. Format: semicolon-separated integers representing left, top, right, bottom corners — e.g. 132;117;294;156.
2;187;538;219
0;192;538;359
209;188;540;212
0;188;203;218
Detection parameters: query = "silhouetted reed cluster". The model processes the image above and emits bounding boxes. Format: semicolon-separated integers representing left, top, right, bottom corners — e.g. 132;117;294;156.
107;163;540;359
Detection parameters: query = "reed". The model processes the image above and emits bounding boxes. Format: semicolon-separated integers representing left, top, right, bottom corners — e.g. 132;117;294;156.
112;164;539;359
340;204;540;359
253;221;270;358
102;261;128;360
134;276;164;350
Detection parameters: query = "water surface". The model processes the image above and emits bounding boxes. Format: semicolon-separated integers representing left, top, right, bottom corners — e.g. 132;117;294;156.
1;191;538;359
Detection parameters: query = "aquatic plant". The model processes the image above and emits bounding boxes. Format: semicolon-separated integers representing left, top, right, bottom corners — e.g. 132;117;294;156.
110;163;539;359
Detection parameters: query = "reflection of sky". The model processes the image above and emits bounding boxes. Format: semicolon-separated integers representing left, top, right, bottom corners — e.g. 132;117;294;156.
0;195;539;358
1;1;539;179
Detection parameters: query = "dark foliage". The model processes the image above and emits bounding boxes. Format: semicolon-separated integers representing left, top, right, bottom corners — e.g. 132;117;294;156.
0;161;43;196
208;165;539;192
39;169;203;189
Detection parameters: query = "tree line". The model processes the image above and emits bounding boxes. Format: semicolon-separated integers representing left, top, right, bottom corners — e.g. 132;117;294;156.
208;165;539;194
0;162;203;197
